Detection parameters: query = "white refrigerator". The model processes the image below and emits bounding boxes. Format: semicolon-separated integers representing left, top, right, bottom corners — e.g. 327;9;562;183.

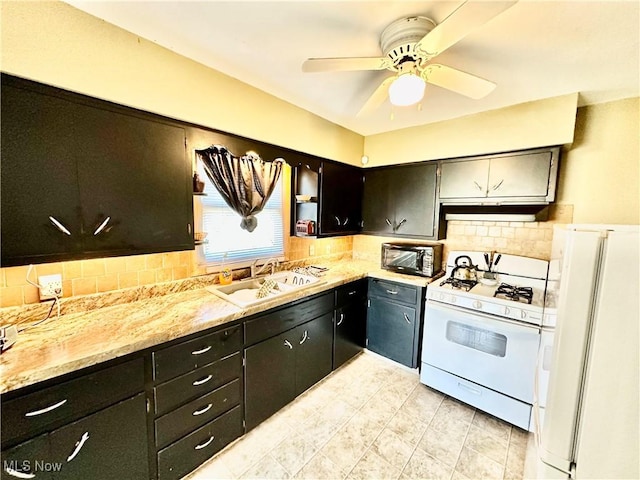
529;224;639;479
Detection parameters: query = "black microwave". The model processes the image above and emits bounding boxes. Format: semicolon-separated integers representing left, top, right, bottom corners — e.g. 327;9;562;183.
381;242;443;278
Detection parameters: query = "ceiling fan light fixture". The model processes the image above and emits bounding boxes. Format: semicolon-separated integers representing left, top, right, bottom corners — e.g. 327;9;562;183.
388;73;425;107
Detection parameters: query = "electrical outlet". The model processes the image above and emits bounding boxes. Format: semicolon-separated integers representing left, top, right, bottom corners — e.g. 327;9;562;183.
39;274;62;301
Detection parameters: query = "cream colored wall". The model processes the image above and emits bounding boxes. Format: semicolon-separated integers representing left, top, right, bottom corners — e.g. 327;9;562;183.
557;98;639;224
363;94;578;166
0;1;363;165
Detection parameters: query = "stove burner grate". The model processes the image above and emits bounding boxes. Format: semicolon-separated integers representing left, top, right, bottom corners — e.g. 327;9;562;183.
494;283;533;304
440;277;478;292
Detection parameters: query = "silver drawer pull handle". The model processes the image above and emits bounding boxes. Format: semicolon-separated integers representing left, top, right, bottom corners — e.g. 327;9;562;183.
403;313;411;324
334;215;341;226
396;218;407;229
457;382;482;396
386;289;398;295
93;216;111;236
337;313;344;326
192;375;213;386
49;216;71;236
193;403;212;416
25;399;67;417
194;435;215;450
67;431;90;462
299;330;309;345
385;218;392;226
191;346;212;355
491;179;504;191
343;218;349;226
473;181;484;191
348;290;357;296
4;466;35;478
284;340;293;349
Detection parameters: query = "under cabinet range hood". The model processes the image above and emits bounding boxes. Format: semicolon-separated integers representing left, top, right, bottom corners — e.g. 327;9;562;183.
441;205;549;223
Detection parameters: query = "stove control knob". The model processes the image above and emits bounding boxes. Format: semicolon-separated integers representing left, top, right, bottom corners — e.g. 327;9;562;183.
520;310;528;319
439;293;446;301
450;295;457;304
504;306;511;315
472;300;482;309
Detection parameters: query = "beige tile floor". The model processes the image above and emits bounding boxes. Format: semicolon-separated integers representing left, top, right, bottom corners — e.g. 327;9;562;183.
186;352;529;480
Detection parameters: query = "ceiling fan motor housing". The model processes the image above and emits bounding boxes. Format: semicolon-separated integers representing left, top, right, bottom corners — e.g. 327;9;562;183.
380;16;436;69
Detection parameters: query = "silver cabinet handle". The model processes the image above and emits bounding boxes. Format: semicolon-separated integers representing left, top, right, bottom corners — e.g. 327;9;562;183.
192;403;212;416
473;181;484;191
337;313;344;326
49;216;71;236
4;466;35;478
385;218;392;226
343;217;349;226
67;431;90;462
284;340;293;349
348;290;357;296
491;179;504;191
25;399;67;417
191;346;212;355
403;313;411;324
299;330;309;345
188;223;192;235
194;435;215;450
395;218;407;231
334;215;341;226
93;216;111;236
386;289;398;295
192;375;213;387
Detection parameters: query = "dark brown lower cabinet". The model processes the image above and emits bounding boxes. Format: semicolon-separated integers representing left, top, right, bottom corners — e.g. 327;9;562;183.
333;280;368;369
244;312;333;431
1;394;148;480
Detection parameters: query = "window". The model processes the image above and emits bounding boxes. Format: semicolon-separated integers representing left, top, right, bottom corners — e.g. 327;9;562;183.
197;171;285;266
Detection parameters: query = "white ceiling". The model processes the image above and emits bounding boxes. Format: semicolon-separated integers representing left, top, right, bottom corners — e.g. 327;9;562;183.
66;0;639;136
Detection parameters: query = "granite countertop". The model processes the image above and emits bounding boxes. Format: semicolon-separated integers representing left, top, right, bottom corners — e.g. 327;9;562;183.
0;260;437;394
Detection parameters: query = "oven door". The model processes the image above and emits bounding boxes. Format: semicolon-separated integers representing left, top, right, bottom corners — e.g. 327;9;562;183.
422;300;540;403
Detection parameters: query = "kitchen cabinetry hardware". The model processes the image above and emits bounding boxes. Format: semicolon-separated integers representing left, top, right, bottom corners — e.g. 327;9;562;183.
49;216;72;236
299;330;309;344
24;399;67;417
337;313;344;326
190;346;212;356
284;340;293;349
403;313;411;324
385;218;392;226
194;436;215;451
348;290;357;296
473;181;484;192
192;404;213;416
67;431;90;462
394;218;407;231
192;375;213;387
491;179;504;191
93;217;111;236
386;289;398;295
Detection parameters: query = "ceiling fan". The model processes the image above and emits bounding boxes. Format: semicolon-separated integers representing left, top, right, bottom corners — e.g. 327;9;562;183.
302;1;517;116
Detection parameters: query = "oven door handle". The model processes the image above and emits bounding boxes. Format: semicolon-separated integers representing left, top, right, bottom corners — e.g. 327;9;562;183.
425;299;540;333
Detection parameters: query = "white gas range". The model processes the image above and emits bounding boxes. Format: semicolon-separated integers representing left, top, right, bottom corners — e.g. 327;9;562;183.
420;251;549;431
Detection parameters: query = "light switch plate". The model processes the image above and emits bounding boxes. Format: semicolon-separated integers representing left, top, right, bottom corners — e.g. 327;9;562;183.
39;274;62;301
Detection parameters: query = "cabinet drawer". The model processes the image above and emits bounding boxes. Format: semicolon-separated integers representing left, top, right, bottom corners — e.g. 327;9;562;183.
154;353;241;416
157;405;242;480
245;292;333;345
155;379;241;449
369;279;417;305
1;357;144;448
335;279;367;307
153;325;242;383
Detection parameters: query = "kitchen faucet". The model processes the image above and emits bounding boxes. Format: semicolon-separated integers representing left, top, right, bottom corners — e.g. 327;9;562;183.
250;258;280;278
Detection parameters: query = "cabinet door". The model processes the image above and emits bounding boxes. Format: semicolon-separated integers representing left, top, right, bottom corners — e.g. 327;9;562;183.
389;163;438;237
487;151;553;198
47;394;149;480
244;331;296;431
362;169;393;234
294;313;333;395
334;299;367;369
1;80;83;266
75;106;191;256
367;298;417;368
439;159;490;199
1;434;52;480
320;162;363;235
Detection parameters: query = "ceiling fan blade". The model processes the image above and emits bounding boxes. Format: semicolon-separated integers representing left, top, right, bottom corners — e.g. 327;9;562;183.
417;0;517;57
357;76;396;117
302;57;391;73
423;64;496;99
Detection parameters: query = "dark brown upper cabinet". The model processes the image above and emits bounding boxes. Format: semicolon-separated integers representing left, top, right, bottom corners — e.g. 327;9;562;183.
438;146;561;205
362;162;441;239
0;74;193;266
290;155;363;238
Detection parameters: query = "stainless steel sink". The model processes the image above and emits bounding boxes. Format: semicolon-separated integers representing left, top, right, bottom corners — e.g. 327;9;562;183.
206;271;325;308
